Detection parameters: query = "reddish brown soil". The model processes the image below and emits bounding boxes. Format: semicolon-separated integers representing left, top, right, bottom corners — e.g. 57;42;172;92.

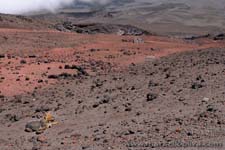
0;29;225;96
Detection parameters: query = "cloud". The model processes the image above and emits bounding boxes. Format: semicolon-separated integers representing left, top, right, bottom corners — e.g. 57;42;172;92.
0;0;111;14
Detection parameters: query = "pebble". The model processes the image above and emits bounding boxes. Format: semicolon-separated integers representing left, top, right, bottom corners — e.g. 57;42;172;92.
202;97;209;102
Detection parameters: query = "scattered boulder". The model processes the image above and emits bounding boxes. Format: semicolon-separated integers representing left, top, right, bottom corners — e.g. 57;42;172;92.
99;95;111;104
0;95;5;99
206;105;217;112
25;120;46;133
73;66;88;76
146;93;158;101
37;79;43;83
48;73;73;79
148;81;159;87
35;105;51;113
64;65;76;69
123;130;135;135
25;112;58;134
0;54;5;58
28;55;37;58
93;79;104;88
213;33;225;40
93;95;111;108
64;65;88;76
191;82;203;89
55;22;150;36
184;34;210;40
125;107;132;112
20;59;27;64
92;103;99;108
89;48;101;52
47;75;58;79
5;114;20;122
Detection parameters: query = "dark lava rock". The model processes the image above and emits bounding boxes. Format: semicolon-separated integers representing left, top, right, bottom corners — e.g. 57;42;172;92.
124;130;135;135
93;103;99;108
93;79;104;88
65;65;88;76
89;48;101;52
35;105;50;112
148;81;159;87
5;114;20;122
0;95;5;99
37;79;43;83
191;83;203;89
213;33;225;40
206;105;217;112
187;132;193;136
75;66;88;76
184;34;210;40
55;22;150;36
125;107;132;112
47;75;58;79
48;73;73;79
99;95;111;104
20;59;27;64
146;93;158;101
0;108;5;113
28;55;37;58
196;75;205;82
0;54;5;58
64;65;76;69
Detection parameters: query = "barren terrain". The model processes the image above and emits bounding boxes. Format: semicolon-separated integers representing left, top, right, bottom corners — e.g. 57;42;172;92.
0;2;225;149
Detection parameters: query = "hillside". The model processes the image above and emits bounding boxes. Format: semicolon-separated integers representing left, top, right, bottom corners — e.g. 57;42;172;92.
0;3;225;150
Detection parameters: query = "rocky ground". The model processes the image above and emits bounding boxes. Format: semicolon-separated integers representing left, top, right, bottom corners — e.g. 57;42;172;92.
0;47;225;150
0;13;225;150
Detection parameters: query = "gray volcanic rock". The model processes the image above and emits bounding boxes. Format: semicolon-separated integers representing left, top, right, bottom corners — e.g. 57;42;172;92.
55;22;150;35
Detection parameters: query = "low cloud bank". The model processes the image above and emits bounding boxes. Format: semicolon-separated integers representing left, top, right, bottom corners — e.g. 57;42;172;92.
0;0;111;14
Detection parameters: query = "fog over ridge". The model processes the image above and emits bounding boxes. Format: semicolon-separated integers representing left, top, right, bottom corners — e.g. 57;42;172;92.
0;0;111;14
